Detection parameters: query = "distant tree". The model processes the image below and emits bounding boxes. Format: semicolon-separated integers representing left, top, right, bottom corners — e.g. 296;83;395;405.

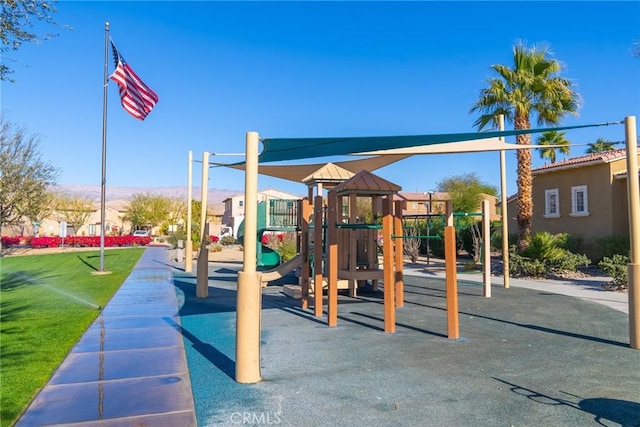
536;130;570;163
1;0;68;81
163;197;187;234
586;138;617;154
22;190;56;236
54;193;94;235
470;41;580;251
125;193;173;233
437;173;497;262
436;173;497;214
0;117;59;251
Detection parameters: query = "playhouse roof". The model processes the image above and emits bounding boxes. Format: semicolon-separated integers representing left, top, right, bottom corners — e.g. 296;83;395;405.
217;154;409;184
332;170;401;196
302;162;355;187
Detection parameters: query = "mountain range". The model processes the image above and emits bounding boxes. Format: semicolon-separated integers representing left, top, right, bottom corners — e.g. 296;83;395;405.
51;185;241;203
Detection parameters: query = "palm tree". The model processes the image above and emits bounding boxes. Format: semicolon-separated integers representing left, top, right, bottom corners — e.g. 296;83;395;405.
586;138;617;154
537;130;570;163
470;41;580;251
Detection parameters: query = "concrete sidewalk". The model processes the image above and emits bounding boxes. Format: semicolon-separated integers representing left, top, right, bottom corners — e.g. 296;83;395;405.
16;247;197;426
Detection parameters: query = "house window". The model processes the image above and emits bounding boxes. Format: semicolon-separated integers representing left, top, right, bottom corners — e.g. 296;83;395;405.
88;224;97;236
238;200;244;207
571;185;589;216
544;189;560;217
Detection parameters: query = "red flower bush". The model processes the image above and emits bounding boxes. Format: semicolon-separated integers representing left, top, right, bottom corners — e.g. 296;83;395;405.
1;236;21;247
3;235;151;249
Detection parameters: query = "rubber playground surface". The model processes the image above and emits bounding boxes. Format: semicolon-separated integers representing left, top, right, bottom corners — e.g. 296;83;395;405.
173;260;640;427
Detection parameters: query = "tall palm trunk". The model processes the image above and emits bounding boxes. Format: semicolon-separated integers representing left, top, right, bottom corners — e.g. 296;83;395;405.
515;114;533;251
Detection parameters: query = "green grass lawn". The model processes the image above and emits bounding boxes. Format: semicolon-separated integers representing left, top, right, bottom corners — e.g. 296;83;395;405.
0;248;145;427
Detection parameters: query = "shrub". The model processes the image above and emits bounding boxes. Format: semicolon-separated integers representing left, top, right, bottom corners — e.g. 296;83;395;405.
521;232;567;262
563;234;585;255
1;236;21;247
263;232;297;262
508;246;547;277
508;230;592;278
28;235;151;248
596;235;630;259
220;236;236;246
598;254;629;290
549;251;591;272
419;217;444;258
278;233;297;262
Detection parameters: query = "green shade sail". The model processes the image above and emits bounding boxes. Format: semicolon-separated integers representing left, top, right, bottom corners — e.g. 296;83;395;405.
258;122;620;164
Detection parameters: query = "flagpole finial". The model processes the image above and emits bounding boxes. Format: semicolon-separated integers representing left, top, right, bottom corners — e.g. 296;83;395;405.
105;22;110;29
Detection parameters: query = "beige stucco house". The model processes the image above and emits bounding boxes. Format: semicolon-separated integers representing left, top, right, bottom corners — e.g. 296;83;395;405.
504;147;635;259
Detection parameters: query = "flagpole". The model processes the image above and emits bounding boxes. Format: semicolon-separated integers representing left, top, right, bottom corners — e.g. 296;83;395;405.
98;22;110;273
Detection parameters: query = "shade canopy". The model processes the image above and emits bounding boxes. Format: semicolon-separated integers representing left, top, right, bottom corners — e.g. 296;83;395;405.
216;121;621;184
216;154;410;183
258;122;618;163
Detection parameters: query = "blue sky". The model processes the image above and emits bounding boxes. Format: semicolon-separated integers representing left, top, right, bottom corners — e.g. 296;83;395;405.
2;1;639;197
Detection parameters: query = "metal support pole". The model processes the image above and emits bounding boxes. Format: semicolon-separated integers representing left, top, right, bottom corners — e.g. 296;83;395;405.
200;151;209;241
482;199;491;298
185;150;193;272
499;114;510;288
427;191;433;266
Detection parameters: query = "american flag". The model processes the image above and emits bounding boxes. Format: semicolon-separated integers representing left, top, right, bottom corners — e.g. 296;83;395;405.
109;40;159;121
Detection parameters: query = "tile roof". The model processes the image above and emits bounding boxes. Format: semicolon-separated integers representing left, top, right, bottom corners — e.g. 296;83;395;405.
532;147;628;172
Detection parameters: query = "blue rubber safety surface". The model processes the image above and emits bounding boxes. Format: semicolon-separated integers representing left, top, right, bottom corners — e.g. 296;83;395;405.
173;262;640;427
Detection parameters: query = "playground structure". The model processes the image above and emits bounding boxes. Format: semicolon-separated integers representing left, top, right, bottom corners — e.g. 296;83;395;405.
232;166;495;336
210;117;638;384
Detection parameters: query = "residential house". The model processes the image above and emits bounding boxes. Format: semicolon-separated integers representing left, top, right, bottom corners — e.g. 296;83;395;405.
5;199;130;238
504;147;636;259
399;191;499;221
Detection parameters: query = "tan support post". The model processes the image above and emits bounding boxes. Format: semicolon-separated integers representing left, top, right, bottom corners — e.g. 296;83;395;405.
236;131;261;383
314;195;324;317
498;114;510;288
327;190;338;327
196;223;209;298
625;116;639;349
482;199;491;298
349;193;358;296
444;226;459;339
394;199;404;308
185;150;193;273
382;196;396;333
301;198;311;309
